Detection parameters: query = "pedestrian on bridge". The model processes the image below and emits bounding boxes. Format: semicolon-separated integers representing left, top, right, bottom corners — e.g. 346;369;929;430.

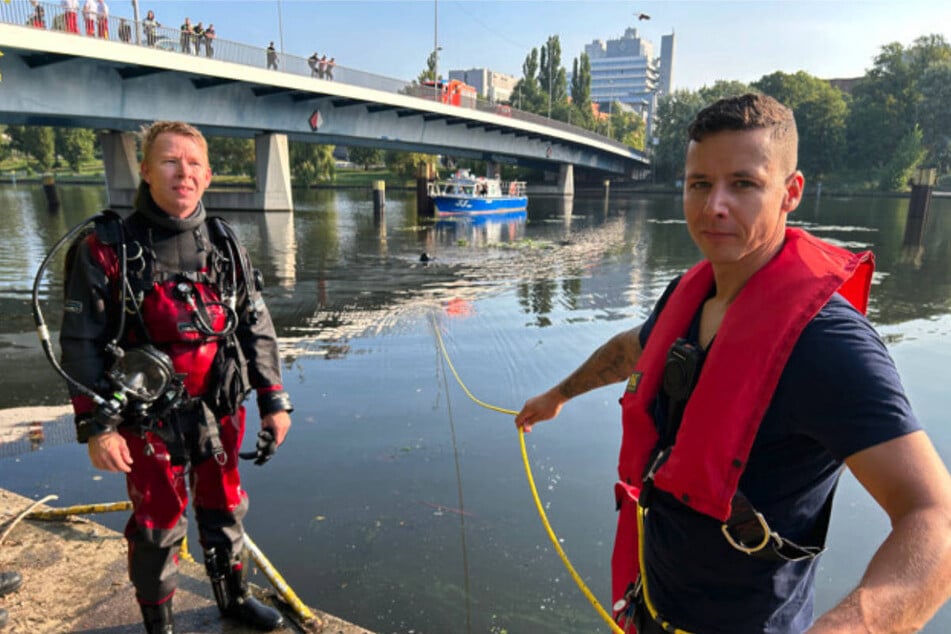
29;0;46;28
179;17;192;53
142;9;158;47
81;0;96;36
192;22;205;55
61;0;78;34
118;17;131;42
203;24;216;57
266;41;279;70
96;0;109;39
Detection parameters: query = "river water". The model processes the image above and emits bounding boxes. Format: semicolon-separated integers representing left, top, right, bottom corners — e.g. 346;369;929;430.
1;183;949;633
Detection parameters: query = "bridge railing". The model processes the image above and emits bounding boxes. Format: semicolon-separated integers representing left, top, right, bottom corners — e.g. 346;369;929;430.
3;0;643;158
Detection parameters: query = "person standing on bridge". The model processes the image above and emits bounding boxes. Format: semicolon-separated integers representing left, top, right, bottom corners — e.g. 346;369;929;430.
266;41;279;70
142;9;158;47
96;0;108;39
29;0;46;28
308;52;319;77
59;121;293;634
179;17;192;53
515;93;951;633
192;22;205;55
81;0;96;36
61;0;79;34
203;23;215;58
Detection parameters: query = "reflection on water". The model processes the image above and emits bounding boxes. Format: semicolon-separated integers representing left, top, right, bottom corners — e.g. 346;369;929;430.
2;183;950;632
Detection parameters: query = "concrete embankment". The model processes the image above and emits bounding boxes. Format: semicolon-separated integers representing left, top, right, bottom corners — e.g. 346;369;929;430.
0;407;372;634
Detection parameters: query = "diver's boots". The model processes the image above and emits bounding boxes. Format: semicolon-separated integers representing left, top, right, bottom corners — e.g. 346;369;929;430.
204;548;284;631
139;599;175;634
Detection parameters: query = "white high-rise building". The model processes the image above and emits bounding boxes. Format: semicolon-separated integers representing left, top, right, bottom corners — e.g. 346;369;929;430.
585;28;675;135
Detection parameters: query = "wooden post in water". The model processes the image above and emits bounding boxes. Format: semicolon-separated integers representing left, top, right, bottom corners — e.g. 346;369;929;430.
373;179;386;217
416;162;435;217
42;173;60;212
903;168;936;248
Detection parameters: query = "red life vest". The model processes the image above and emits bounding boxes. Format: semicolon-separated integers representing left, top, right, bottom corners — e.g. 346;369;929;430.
611;228;874;607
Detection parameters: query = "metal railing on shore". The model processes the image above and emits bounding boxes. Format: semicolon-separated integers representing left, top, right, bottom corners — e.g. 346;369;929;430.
2;0;639;155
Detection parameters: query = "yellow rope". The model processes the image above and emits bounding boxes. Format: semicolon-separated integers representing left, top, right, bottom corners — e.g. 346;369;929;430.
637;505;692;634
25;499;318;628
27;500;130;519
244;532;322;630
431;317;624;634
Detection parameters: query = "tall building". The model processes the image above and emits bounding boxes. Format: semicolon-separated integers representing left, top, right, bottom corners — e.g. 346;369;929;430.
448;68;518;103
584;27;675;135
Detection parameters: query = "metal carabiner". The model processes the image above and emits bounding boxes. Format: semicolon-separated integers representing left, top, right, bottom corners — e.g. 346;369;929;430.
721;510;774;555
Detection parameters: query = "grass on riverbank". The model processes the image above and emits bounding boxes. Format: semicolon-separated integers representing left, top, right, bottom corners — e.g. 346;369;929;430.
0;156;420;188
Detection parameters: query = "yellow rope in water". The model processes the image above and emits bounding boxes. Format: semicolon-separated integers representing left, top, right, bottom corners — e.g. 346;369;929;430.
431;318;624;634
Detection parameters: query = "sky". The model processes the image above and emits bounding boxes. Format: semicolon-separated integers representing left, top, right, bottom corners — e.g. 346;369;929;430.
124;0;951;90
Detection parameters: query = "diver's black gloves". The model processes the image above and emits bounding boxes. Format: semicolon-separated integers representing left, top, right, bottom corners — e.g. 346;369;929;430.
239;429;277;466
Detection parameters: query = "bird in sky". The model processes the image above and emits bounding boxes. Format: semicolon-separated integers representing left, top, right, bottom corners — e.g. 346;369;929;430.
637;13;651;20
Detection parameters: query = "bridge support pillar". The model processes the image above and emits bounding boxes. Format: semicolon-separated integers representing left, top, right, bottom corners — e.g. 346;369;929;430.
99;131;140;209
253;133;293;211
558;163;575;197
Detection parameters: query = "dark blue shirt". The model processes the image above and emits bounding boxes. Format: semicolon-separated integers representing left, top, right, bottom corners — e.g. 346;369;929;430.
637;281;919;633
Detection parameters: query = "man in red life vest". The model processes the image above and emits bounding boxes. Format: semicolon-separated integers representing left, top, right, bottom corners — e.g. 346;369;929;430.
60;121;292;633
516;94;951;633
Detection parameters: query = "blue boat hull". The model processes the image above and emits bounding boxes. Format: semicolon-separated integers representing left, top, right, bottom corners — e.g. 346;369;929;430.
433;195;528;216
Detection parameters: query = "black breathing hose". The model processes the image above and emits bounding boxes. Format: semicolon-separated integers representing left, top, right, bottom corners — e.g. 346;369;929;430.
31;214;109;406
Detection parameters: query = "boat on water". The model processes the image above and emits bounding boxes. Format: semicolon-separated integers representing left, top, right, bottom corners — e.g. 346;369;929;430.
428;169;528;216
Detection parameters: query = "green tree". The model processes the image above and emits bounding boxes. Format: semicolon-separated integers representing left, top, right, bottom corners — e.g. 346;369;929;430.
0;126;10;164
418;49;438;84
609;107;646;150
347;146;384;170
6;125;55;170
846;35;951;172
538;35;568;118
652;81;751;182
878;126;927;191
383;150;438;180
917;60;951;171
207;137;255;177
752;71;849;179
54;128;97;172
510;48;543;112
570;54;591;110
569;53;594;128
290;142;335;186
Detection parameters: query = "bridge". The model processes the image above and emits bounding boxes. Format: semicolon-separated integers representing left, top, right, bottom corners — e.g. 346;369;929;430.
0;1;649;210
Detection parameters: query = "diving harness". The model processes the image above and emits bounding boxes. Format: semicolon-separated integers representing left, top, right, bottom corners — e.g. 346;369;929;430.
33;211;250;463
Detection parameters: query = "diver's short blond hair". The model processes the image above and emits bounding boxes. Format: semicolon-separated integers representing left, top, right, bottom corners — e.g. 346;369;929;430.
140;121;208;162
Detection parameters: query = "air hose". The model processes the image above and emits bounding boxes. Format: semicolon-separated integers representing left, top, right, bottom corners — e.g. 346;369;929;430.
32;214;116;408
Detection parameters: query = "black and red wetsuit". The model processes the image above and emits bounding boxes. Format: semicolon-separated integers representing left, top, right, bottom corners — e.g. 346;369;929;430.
60;187;288;605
